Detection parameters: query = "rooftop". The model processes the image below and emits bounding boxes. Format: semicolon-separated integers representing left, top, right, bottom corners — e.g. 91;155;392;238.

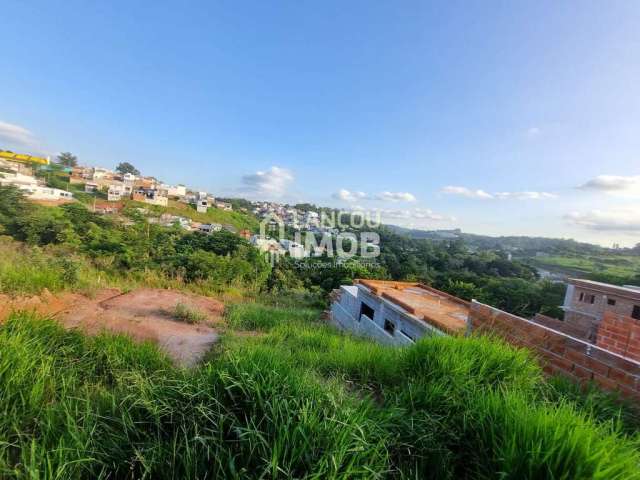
356;279;469;334
569;278;640;302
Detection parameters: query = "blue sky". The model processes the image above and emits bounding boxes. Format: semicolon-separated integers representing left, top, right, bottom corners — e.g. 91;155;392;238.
1;1;639;246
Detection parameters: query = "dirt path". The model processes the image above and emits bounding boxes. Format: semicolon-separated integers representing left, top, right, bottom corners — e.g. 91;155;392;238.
0;288;224;367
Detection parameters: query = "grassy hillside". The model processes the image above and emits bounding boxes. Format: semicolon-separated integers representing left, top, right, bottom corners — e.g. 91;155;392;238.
1;306;639;479
37;169;260;232
532;253;640;284
159;199;259;231
125;199;259;232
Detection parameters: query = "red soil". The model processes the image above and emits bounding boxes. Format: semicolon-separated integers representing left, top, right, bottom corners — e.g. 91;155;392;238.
0;288;224;367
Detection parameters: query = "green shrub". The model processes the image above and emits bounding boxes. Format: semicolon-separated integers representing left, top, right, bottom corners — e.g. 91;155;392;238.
172;302;207;323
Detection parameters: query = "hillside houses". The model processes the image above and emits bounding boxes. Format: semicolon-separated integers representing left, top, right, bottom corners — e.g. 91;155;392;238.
0;153;248;240
0;171;73;203
214;200;232;211
252;201;342;236
132;187;168;207
65;162;236;214
161;184;187;198
107;184;132;202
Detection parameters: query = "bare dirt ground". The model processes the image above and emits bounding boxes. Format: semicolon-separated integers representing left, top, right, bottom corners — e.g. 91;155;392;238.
0;288;224;367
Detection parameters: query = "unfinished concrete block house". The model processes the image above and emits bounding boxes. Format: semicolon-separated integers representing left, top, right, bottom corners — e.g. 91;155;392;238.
331;280;469;345
330;279;640;400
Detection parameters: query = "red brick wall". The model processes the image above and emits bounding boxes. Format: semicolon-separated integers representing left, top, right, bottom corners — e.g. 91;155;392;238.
532;313;593;341
469;301;640;400
597;311;640;362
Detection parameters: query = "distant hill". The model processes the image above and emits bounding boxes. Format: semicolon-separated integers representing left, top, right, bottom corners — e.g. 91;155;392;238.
386;224;618;256
387;225;462;240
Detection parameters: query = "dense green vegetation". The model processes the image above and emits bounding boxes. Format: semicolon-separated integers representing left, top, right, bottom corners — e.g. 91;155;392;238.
373;229;566;317
0;185;270;295
0;184;567;318
531;253;640;286
1;308;638;479
391;226;640;288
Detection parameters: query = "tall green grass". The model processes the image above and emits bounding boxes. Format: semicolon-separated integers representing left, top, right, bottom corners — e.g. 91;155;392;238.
225;303;320;331
0;238;113;295
0;313;390;479
1;306;639;479
224;302;640;479
0;237;255;298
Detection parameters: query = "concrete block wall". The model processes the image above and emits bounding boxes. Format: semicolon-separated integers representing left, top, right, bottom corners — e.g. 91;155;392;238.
533;313;594;341
469;301;640;400
596;311;640;362
330;298;413;346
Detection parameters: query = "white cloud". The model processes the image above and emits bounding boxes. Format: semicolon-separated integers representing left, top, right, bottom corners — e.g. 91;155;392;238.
0;120;38;149
241;166;293;198
565;209;640;233
376;207;455;222
442;185;556;200
376;191;417;202
441;186;494;199
495;191;557;200
527;127;541;138
333;189;417;203
332;189;367;202
579;175;640;198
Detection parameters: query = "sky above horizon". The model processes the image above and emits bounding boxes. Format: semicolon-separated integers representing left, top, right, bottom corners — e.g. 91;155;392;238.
1;1;639;246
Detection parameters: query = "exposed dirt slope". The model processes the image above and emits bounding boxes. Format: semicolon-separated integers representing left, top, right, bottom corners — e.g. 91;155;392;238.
0;288;224;366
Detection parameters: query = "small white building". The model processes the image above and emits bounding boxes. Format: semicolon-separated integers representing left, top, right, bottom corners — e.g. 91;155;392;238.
160;183;187;198
122;173;136;184
132;188;168;207
250;235;285;254
279;239;307;259
157;213;191;230
107;184;129;202
91;167;113;180
20;185;74;202
0;172;39;188
199;223;223;234
85;182;99;193
196;199;209;213
215;201;232;211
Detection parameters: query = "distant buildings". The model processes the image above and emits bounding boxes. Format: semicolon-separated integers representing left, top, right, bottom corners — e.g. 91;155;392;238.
215;200;232;211
20;185;74;202
152;213;191;230
279;239;307;259
250;235;285;255
253;202;323;233
196;198;209;213
559;279;640;341
0;172;39;188
85;182;99;193
108;183;134;202
0;171;73;203
199;223;222;234
160;183;186;199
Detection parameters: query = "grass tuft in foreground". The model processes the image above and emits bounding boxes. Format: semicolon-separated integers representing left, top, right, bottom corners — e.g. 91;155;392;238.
1;306;639;479
172;302;207;324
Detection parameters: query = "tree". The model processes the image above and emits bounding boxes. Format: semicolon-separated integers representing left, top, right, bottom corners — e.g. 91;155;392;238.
0;185;33;235
116;162;140;176
57;152;78;167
